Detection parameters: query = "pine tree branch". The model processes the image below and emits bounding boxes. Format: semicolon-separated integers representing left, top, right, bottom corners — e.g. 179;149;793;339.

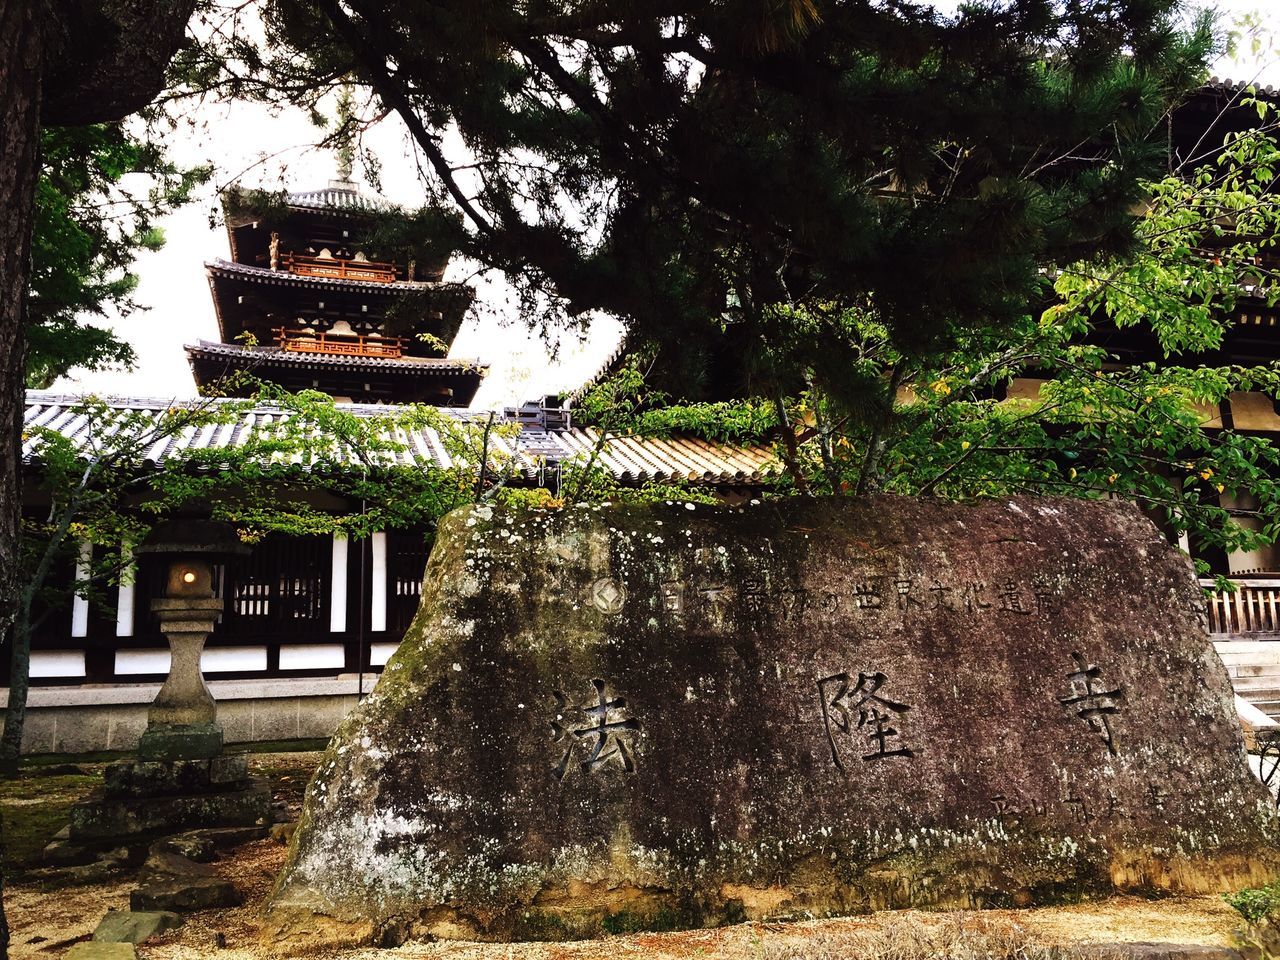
315;0;496;237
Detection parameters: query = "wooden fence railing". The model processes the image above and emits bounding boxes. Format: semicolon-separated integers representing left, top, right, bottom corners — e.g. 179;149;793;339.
283;253;396;283
1202;578;1280;638
275;328;405;359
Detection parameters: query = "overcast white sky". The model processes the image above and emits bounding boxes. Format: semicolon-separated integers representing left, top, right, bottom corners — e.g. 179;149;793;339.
46;2;1280;411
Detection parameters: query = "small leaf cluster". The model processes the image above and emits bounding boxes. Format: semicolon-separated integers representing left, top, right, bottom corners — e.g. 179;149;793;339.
1227;880;1280;925
575;359;779;445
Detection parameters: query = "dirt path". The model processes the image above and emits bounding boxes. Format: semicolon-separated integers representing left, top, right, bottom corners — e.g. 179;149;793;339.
338;900;1245;960
137;833;1244;960
8;877;134;957
133;888;1243;960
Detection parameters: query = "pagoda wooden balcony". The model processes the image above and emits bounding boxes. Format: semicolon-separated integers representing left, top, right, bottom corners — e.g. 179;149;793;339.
282;253;397;284
275;328;405;359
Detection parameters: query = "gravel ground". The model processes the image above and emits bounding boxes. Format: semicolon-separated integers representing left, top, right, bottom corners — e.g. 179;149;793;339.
138;868;1245;960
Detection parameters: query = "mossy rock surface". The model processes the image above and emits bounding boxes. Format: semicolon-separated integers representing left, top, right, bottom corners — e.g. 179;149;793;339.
265;496;1280;947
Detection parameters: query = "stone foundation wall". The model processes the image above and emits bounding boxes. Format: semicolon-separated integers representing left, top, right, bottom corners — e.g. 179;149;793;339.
3;677;374;754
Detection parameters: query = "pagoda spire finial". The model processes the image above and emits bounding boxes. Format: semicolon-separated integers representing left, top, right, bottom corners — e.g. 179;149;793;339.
335;79;356;185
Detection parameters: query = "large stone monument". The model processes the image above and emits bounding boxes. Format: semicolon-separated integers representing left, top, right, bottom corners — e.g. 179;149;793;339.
264;497;1280;949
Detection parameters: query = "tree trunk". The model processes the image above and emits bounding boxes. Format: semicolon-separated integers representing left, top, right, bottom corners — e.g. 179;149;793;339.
1;596;33;778
854;364;908;497
0;2;45;949
0;2;199;952
40;1;199;126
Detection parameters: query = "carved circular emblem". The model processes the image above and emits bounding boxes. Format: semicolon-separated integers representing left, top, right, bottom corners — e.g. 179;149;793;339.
590;577;626;615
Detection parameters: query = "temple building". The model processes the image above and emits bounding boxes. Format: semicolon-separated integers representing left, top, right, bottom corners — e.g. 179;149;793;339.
187;178;484;405
16;389;774;753
12;80;1280;753
12;172;776;752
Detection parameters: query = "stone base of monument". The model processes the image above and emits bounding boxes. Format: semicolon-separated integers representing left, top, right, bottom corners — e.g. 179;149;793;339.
56;752;271;886
137;723;224;762
102;754;248;796
47;759;265;921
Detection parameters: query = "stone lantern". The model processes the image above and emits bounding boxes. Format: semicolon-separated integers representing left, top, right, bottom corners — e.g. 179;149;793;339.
62;520;271;873
134;520;248;761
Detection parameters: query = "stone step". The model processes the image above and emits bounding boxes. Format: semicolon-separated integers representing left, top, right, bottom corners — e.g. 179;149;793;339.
102;755;249;799
130;874;240;913
129;848;241;913
64;943;137;959
1229;688;1280;704
42;822;269;886
1231;689;1280;721
1228;680;1280;697
1227;681;1280;697
43;837;103;868
1215;639;1280;658
1226;672;1280;687
69;780;271;843
1233;687;1280;705
92;910;183;944
1223;663;1280;678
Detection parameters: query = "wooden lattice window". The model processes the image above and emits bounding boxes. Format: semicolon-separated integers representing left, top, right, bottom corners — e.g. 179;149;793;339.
387;531;432;635
222;534;328;635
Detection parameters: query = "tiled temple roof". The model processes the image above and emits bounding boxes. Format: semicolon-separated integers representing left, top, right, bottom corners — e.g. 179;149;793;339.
1202;76;1280;99
22;392;779;486
204;258;445;294
286;180;397;215
185;341;485;375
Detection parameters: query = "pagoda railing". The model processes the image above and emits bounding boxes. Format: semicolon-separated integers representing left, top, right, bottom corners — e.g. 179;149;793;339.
276;328;405;359
282;253;397;283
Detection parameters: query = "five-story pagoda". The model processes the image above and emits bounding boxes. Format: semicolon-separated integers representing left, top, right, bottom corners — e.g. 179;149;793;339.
187;172;484;406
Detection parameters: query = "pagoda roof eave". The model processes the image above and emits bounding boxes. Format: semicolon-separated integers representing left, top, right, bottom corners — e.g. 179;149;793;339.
204;259;475;343
185;340;487;375
186;341;486;406
205;258;454;295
